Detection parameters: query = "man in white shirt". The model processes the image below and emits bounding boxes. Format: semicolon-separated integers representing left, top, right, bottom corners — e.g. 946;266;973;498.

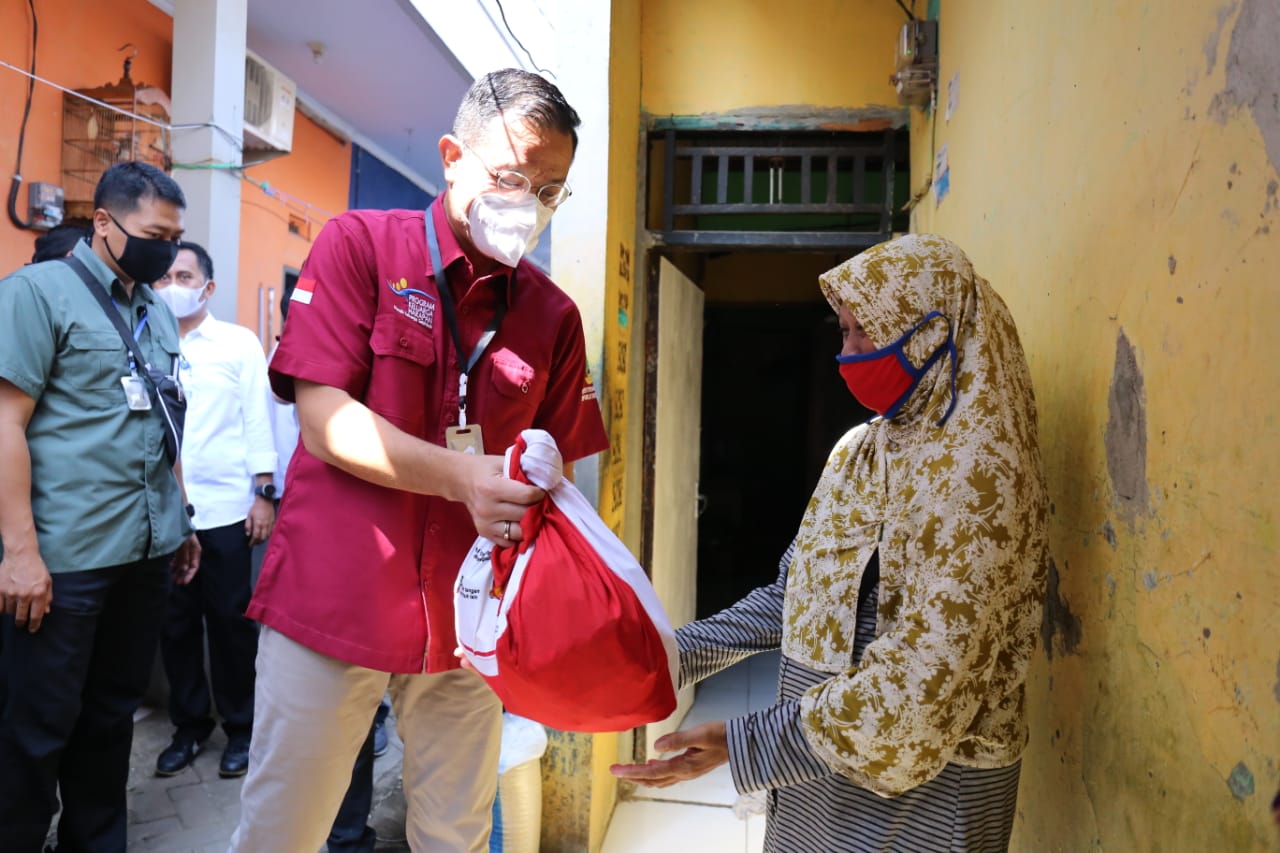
152;242;277;779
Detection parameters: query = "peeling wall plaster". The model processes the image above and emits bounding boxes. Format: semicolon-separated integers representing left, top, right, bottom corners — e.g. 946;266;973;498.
1209;0;1280;174
1105;331;1149;523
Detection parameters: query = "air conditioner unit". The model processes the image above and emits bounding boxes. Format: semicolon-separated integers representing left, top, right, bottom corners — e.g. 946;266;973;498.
243;50;296;155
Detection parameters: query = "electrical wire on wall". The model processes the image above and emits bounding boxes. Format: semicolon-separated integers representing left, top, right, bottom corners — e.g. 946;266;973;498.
170;122;244;152
1;39;247;231
901;81;940;219
6;18;352;238
8;0;39;229
0;60;245;143
170;161;336;232
896;0;938;219
240;174;335;227
0;61;171;129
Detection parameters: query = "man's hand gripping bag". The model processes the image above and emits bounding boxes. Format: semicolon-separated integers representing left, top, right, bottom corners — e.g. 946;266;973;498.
455;430;678;732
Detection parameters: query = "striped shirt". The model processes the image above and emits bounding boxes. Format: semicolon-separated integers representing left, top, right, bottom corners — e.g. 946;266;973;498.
677;544;1021;852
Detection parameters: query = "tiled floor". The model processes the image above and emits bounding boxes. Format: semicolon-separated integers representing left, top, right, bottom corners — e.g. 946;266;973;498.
117;699;410;851
601;650;780;853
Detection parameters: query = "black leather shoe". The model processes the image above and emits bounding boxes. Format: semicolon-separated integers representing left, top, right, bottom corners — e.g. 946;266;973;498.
219;736;250;778
156;734;205;777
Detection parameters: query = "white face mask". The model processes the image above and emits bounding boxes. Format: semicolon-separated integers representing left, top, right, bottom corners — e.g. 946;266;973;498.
156;283;207;319
467;193;554;267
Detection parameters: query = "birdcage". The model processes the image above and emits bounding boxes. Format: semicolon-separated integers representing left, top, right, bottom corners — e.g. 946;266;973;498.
61;57;171;220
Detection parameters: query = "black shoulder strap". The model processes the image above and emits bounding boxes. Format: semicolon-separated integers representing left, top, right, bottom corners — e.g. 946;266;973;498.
59;256;152;371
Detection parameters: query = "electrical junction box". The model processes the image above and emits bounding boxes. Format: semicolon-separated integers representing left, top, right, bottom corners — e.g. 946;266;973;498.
28;182;65;230
891;19;939;107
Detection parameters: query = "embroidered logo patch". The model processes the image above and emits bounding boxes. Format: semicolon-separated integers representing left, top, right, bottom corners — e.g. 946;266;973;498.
387;277;436;330
581;365;598;402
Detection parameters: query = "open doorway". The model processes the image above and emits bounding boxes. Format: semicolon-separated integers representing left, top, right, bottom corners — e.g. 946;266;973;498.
636;123;902;755
693;252;872;618
637;250;876;749
641;126;902;618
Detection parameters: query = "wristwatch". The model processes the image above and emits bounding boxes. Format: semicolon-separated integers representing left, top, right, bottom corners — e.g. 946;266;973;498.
254;483;278;500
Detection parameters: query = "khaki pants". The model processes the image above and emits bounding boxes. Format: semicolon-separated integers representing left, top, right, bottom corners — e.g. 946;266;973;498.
229;627;502;853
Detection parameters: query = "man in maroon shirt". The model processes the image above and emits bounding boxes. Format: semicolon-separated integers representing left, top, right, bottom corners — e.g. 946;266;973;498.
230;70;608;852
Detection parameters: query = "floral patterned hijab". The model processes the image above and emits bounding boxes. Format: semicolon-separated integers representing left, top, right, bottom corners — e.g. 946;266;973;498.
782;234;1050;794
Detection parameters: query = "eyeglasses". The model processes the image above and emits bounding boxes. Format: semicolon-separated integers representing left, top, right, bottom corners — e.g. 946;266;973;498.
459;140;573;209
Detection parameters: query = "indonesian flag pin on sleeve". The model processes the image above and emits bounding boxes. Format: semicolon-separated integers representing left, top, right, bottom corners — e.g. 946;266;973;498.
446;424;484;455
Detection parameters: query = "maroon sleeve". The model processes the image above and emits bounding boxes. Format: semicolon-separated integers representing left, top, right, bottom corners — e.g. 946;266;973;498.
534;302;609;464
269;215;378;403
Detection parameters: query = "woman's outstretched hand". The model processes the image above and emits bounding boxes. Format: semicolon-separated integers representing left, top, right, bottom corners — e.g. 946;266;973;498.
609;721;729;787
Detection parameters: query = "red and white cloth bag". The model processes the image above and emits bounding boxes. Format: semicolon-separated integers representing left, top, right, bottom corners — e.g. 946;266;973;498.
455;429;678;732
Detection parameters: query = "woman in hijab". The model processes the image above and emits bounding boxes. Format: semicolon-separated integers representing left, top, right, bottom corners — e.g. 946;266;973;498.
612;234;1050;852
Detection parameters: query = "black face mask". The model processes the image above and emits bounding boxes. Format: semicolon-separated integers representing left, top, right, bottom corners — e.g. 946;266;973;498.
105;213;179;284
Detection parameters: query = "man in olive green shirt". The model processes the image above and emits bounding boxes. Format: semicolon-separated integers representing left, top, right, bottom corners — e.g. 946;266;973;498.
0;161;201;853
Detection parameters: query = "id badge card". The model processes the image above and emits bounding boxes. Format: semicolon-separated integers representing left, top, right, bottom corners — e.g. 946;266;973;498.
445;424;484;455
121;375;152;411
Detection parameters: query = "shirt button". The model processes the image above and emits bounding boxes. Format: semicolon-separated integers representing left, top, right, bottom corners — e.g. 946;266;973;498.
428;523;440;534
399;336;410;347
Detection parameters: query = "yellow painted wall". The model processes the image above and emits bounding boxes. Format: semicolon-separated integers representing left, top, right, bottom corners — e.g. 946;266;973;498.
640;0;902;116
908;2;1279;848
602;0;643;544
580;0;644;848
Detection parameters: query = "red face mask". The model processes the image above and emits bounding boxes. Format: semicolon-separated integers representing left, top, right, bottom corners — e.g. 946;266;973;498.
837;350;915;415
836;310;957;422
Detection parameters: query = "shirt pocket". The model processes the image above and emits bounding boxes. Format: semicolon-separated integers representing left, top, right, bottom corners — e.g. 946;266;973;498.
55;329;127;406
368;314;437;436
488;348;547;413
154;338;184;397
149;329;181;368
